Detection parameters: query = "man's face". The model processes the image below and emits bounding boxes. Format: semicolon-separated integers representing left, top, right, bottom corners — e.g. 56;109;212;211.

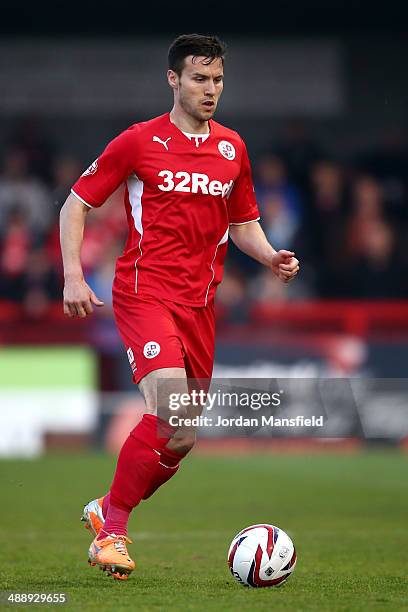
168;56;224;122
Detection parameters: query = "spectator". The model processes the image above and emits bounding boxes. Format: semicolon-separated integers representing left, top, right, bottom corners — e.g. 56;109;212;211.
357;128;408;220
304;159;348;296
345;218;406;298
52;155;83;221
276;119;322;188
0;206;31;301
7;116;55;184
0;148;52;234
346;174;386;259
342;175;406;297
255;154;302;250
22;248;62;318
87;241;123;314
215;270;248;322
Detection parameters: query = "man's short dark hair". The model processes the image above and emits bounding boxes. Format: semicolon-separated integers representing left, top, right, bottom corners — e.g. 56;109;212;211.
168;34;226;76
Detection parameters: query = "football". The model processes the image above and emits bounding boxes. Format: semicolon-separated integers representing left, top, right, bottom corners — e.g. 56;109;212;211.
227;524;297;588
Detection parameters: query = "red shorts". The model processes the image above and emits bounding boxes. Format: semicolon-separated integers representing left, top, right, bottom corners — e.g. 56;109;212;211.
112;280;215;385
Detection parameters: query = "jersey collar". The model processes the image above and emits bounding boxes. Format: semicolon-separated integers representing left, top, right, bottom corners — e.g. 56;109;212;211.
167;112;215;148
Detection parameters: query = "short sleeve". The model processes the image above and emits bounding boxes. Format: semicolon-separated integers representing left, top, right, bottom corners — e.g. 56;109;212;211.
228;139;260;225
71;127;137;208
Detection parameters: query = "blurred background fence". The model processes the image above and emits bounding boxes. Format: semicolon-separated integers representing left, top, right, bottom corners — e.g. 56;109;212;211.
1;1;408;455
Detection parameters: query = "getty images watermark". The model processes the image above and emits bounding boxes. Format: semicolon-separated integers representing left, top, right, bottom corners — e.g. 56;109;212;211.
166;387;324;429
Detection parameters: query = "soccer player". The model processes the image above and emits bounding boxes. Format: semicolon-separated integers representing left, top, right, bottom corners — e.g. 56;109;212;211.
60;34;299;580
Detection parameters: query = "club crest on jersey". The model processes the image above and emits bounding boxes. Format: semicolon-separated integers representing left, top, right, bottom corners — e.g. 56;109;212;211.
81;159;98;176
218;140;235;160
143;341;161;359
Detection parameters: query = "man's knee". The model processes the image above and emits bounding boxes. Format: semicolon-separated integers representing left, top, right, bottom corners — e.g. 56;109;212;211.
139;367;188;416
168;431;196;455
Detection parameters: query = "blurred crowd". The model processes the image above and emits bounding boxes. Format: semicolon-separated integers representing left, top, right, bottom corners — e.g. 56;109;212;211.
1;118;408;319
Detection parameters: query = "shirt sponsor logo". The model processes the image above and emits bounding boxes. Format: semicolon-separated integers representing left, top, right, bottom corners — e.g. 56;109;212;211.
143;341;161;359
81;159;98;176
157;170;233;197
218;140;235;160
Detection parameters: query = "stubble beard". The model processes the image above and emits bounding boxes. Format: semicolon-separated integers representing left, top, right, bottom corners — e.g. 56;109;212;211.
179;91;216;124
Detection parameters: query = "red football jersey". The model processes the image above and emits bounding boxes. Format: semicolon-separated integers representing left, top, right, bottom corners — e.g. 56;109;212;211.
72;113;260;306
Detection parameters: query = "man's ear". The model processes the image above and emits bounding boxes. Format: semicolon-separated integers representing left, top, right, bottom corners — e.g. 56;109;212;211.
167;69;179;91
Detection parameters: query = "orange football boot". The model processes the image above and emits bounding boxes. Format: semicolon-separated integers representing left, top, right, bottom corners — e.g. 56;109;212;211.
88;533;135;580
81;497;105;536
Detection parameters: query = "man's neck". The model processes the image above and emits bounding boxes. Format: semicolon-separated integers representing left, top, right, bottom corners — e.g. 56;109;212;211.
169;107;209;135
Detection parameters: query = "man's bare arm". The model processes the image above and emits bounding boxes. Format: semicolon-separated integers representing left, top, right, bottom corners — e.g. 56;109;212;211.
229;221;299;283
59;193;104;318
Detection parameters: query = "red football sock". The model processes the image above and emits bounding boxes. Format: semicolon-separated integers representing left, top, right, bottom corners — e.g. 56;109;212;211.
101;448;189;517
142;446;186;500
99;506;129;538
98;414;175;540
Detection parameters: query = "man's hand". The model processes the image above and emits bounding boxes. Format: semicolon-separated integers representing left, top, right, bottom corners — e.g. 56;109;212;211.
228;222;299;283
269;250;299;283
63;278;104;318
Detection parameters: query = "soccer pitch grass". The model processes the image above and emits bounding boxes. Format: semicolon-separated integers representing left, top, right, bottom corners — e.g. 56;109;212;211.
1;452;407;611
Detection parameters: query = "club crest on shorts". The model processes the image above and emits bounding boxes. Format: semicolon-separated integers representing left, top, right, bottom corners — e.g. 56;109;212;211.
81;159;98;176
143;341;161;359
218;140;236;160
